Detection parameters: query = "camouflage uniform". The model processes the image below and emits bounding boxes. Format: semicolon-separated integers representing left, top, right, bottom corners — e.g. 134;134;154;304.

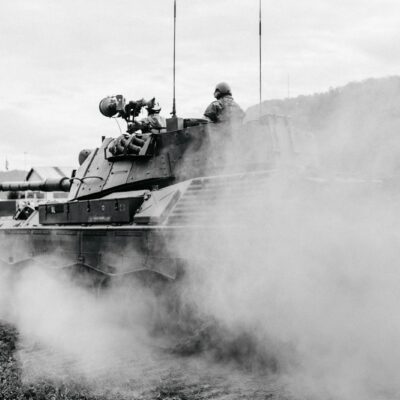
139;114;166;132
204;95;245;123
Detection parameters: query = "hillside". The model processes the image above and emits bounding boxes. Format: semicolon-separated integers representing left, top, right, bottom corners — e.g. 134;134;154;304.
247;76;400;177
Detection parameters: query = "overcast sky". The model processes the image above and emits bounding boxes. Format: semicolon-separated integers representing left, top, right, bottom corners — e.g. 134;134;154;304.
1;0;399;169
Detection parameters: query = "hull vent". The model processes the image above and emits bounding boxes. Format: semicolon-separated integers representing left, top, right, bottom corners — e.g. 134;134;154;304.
167;171;271;225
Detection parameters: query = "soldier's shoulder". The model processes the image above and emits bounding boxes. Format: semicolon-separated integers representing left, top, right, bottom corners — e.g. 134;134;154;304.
206;100;223;110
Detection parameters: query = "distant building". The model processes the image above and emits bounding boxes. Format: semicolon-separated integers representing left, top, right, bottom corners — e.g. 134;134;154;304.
0;170;27;200
24;166;74;201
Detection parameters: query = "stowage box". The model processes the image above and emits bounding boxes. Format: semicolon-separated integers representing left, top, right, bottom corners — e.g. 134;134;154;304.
38;197;144;225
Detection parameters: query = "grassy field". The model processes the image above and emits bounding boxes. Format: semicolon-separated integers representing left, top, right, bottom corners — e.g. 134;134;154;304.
0;320;286;400
0;322;113;400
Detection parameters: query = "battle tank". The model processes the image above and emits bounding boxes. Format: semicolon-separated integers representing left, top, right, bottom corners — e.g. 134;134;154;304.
0;95;296;283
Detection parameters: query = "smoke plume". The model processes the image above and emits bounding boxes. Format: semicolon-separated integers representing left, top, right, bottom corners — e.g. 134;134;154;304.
1;85;400;399
170;111;400;400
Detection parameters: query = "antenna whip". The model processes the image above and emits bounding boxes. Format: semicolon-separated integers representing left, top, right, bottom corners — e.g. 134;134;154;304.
259;0;262;117
172;0;177;117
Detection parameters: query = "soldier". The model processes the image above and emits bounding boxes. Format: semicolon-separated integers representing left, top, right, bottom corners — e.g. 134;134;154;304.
204;82;245;124
126;98;166;134
139;99;166;133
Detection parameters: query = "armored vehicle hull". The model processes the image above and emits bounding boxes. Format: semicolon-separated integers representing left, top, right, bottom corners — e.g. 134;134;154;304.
0;170;272;281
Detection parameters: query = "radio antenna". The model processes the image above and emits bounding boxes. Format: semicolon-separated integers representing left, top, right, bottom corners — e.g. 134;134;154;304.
259;0;262;118
172;0;177;117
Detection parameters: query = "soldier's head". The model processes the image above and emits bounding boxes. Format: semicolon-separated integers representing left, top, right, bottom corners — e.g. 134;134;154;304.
214;82;232;99
146;98;162;115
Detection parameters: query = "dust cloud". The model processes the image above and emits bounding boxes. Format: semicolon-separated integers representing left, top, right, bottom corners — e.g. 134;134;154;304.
0;261;278;398
171;116;400;400
0;264;164;388
1;107;400;399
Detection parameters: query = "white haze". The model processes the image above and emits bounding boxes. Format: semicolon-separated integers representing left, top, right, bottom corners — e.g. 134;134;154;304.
176;177;400;399
171;116;400;400
1;105;400;400
0;266;164;389
0;263;274;396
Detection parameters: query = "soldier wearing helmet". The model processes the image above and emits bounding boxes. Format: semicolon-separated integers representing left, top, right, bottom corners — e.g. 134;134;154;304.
204;82;245;124
136;98;166;133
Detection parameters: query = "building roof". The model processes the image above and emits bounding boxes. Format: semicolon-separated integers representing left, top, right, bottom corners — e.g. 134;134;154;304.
25;166;74;181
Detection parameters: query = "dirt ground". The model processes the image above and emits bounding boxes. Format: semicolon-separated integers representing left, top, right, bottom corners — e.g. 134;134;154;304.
0;320;291;400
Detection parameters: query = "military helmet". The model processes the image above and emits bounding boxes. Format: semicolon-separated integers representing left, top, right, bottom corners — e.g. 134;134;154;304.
214;82;232;99
145;98;161;114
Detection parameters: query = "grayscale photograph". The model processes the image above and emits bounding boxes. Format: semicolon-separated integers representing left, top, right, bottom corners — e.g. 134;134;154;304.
0;1;399;399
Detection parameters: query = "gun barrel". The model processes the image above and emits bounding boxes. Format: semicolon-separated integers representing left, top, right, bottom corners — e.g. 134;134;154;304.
0;178;71;192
